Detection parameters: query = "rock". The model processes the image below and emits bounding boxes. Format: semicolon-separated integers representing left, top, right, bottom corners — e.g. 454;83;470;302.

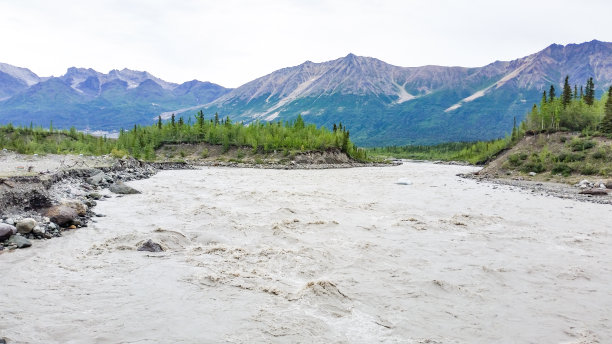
4;218;15;225
109;183;141;195
45;205;78;227
528;172;537;176
32;226;45;235
67;225;77;230
47;222;57;230
0;223;17;241
579;189;608;196
16;218;37;234
606;182;612;190
87;172;108;186
8;235;32;248
61;200;88;216
138;239;164;252
87;192;102;200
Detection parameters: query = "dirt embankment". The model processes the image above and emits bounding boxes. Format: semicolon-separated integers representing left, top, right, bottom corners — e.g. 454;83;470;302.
156;143;389;169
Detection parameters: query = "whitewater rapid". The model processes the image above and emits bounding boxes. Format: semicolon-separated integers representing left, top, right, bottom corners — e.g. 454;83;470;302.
1;162;611;343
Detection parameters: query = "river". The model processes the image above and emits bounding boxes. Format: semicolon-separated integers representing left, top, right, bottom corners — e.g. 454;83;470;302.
1;162;611;343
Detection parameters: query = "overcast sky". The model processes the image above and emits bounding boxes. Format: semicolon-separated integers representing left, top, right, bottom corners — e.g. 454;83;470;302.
1;0;611;88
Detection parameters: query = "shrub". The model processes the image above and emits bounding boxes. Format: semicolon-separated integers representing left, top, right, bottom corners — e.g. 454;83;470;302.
507;153;523;166
551;163;573;177
591;149;607;160
580;164;598;175
557;152;585;162
200;148;209;158
568;138;595;151
111;148;128;158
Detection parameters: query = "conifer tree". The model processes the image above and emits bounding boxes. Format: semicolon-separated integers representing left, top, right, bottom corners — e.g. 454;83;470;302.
562;76;572;108
333;123;337;132
584;77;595;105
574;85;578;99
601;86;612;133
580;85;584;99
157;115;162;129
171;114;176;127
548;85;556;102
541;91;547;104
178;117;184;127
214;113;219;126
197;110;205;128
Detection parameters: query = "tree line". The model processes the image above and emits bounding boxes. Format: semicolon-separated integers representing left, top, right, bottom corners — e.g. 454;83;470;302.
0;113;369;161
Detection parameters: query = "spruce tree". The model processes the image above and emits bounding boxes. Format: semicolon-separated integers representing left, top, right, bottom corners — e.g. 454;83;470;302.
601;86;612;133
549;85;556;102
214;113;219;126
562;75;572;108
333;123;337;132
171;114;176;127
580;85;584;99
574;85;578;99
584;77;595;105
157;116;162;129
541;91;547;104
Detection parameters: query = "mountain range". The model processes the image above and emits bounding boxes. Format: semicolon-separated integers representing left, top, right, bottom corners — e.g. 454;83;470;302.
1;40;611;145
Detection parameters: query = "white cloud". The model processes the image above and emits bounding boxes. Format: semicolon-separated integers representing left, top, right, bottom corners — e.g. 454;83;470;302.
0;0;610;87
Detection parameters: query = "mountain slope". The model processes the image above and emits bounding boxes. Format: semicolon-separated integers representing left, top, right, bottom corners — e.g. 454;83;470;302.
0;67;230;130
197;40;612;146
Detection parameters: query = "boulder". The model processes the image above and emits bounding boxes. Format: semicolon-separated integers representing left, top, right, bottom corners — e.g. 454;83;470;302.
87;171;108;186
87;192;102;200
45;205;79;227
16;218;37;234
0;223;17;241
109;183;141;195
138;239;164;252
61;200;88;216
32;226;45;236
579;189;608;196
606;182;612;190
8;235;31;248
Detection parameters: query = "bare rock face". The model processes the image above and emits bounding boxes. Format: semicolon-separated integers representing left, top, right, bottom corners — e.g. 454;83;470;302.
0;223;17;241
45;205;79;227
16;218;37;234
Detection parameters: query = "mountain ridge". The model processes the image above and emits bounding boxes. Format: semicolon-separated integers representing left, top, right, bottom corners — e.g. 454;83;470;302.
1;40;611;145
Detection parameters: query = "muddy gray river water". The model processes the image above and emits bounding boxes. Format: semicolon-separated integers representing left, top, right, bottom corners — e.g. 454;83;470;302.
1;163;611;343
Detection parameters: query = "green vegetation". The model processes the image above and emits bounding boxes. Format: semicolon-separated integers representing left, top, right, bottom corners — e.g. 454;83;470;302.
524;76;608;133
0;123;115;155
0;113;369;162
500;134;611;177
367;138;512;164
370;76;612;169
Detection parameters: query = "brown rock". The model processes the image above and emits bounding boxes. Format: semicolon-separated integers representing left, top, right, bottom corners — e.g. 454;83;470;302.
579;189;609;196
45;205;78;227
61;200;88;216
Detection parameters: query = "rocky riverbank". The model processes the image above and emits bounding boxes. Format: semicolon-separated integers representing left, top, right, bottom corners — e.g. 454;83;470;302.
0;149;393;252
462;173;612;205
0;155;190;251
